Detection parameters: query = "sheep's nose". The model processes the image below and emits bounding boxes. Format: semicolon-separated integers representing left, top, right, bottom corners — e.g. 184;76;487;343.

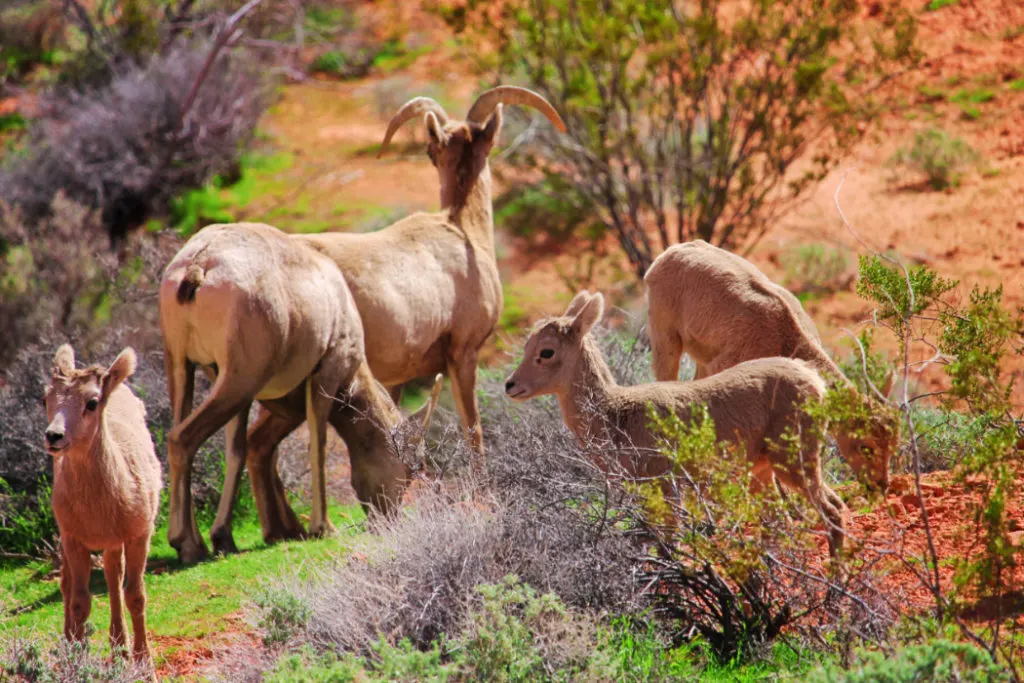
505;380;515;393
46;430;64;445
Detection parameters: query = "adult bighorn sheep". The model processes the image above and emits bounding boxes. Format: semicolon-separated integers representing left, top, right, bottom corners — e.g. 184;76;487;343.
251;86;566;458
504;291;847;556
44;345;161;669
159;222;366;563
644;240;898;494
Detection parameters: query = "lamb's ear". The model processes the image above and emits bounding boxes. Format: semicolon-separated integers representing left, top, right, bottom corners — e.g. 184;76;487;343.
425;111;445;144
52;344;75;377
475;105;503;153
563;291;593;317
570;292;604;338
102;347;137;398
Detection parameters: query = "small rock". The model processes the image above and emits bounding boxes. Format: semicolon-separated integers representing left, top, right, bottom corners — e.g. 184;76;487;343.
929;504;947;516
901;493;922;510
1009;531;1024;547
888;478;910;495
889;502;906;517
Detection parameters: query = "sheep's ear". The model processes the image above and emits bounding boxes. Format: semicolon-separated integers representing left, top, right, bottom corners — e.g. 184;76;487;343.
563;291;592;317
425;112;445;144
52;344;75;377
475;105;503;152
102;347;137;398
570;292;604;338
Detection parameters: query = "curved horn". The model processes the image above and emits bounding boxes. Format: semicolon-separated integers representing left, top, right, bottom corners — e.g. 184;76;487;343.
465;86;567;132
377;97;450;158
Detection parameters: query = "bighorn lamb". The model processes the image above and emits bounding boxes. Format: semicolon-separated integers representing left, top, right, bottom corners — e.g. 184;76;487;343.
44;345;161;667
256;87;566;456
504;292;847;555
644;239;897;493
247;368;442;543
159;222;366;563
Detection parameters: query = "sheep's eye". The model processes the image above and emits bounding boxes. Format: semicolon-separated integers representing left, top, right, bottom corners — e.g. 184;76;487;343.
85;398;99;412
539;349;555;360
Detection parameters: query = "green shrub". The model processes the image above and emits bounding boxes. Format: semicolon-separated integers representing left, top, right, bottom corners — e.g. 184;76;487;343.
808;639;1010;682
458;575;595;681
888;128;980;190
255;587;312;647
0;478;58;556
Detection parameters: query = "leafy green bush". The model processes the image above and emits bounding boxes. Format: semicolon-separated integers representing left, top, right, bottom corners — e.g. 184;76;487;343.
809;639;1010;682
889;128;980;190
437;0;919;278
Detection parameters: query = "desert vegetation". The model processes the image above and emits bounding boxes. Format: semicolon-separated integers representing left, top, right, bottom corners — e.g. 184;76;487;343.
2;1;1024;681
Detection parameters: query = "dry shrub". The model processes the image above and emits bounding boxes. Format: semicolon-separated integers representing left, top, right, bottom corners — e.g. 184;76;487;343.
0;39;270;242
1;637;148;683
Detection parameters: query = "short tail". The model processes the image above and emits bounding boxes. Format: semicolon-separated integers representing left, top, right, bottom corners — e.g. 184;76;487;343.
176;264;204;304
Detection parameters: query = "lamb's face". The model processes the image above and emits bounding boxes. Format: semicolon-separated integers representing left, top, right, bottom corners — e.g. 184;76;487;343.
42;344;137;456
835;417;897;495
505;320;576;401
44;371;103;455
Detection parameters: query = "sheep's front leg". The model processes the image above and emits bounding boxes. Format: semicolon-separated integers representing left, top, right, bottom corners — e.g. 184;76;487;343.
306;363;348;537
124;535;153;670
447;349;484;455
62;537;92;642
649;327;683;382
102;547;126;656
210;401;252;555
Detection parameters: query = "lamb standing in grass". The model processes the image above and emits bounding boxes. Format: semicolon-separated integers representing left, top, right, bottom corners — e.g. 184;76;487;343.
44;345;161;669
644;240;897;494
504;292;847;555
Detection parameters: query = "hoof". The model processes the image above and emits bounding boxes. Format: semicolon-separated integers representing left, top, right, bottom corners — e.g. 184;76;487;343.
171;536;209;564
210;527;239;555
307;519;337;539
263;525;306;545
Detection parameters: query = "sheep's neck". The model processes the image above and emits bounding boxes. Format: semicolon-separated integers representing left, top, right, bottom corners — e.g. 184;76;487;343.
442;162;494;254
556;337;618;443
332;366;402;460
59;418;126;494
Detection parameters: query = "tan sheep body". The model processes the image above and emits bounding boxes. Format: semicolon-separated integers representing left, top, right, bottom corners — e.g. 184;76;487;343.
644;240;897;493
504;292;847;555
45;345;161;670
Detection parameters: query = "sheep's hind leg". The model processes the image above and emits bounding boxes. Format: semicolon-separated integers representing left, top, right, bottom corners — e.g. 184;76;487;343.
102;547;127;656
167;368;267;563
247;405;306;544
210;400;252;555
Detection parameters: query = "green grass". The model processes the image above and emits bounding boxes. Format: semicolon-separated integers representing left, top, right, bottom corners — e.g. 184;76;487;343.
926;0;959;11
1;500;365;666
1009;79;1024;92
